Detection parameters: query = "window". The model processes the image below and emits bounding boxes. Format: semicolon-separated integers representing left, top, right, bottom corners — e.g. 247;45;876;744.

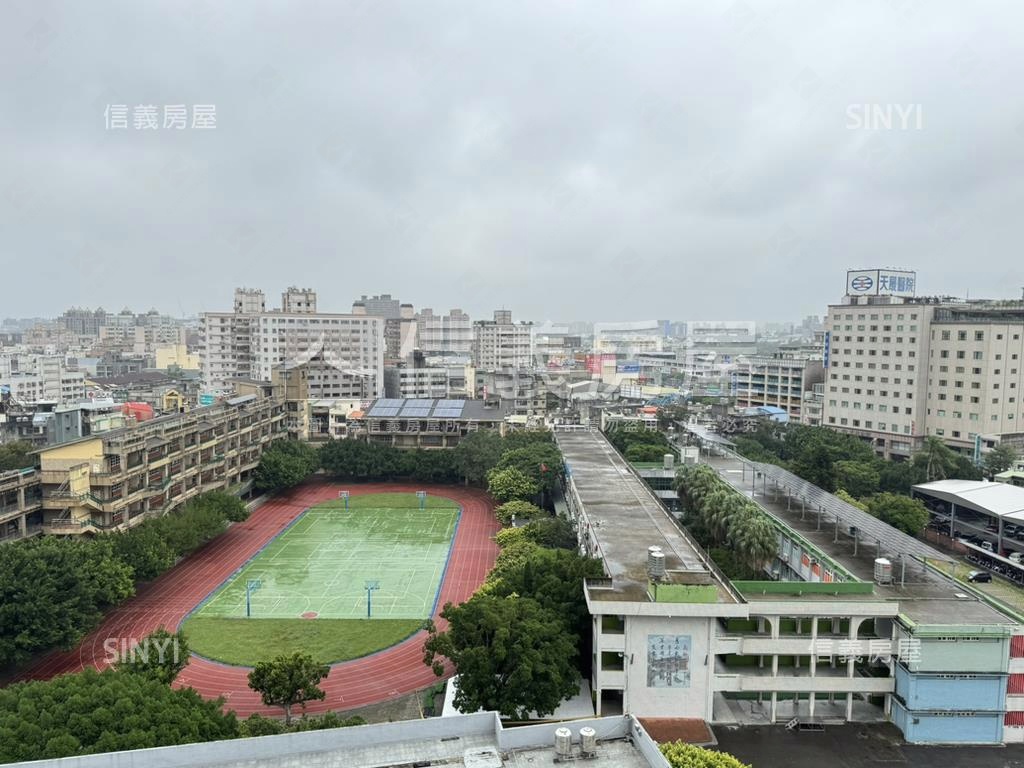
975;331;984;341
941;330;951;340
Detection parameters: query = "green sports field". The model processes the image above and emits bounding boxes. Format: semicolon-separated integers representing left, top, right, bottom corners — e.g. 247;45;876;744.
182;492;460;665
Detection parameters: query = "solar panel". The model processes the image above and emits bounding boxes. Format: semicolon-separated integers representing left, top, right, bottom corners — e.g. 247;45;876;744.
374;398;404;407
432;408;463;418
400;407;432;417
406;399;434;408
751;460;951;562
436;399;464;409
368;406;401;417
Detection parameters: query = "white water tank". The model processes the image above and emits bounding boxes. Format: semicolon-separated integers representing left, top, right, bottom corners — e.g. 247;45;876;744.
874;558;892;585
554;727;573;758
648;546;666;580
579;726;597;755
663;453;675;470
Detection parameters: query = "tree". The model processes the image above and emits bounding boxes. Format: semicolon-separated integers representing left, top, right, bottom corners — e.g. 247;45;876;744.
912;437;958;482
496;444;564;495
834;460;881;498
0;440;34;472
984;443;1019;478
0;537;134;667
247;652;330;725
254;440;319;492
728;509;778;574
0;667;238;763
864;493;929;536
625;443;670;463
520;517;577;550
115;627;190;685
487;466;540;503
494;500;546;526
198;490;250;522
452;430;506;486
423;595;580;719
660;741;750;768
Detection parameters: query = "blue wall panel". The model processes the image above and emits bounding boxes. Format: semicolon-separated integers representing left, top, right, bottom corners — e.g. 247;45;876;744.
894;664;1007;712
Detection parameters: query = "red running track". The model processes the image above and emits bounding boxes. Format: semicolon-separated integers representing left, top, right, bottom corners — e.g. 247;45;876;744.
17;480;500;716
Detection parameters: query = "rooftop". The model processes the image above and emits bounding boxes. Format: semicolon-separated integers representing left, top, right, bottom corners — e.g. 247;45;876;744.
363;397;510;421
5;713;669;768
913;479;1024;519
556;429;739;603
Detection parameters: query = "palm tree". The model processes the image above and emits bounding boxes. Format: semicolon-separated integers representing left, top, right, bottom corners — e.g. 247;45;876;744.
914;436;954;482
729;509;779;575
706;493;746;545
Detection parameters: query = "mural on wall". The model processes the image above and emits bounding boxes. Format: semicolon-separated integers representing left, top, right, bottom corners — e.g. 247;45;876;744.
647;634;691;688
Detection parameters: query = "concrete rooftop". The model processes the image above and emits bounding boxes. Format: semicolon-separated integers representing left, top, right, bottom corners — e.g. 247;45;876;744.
557;430;738;603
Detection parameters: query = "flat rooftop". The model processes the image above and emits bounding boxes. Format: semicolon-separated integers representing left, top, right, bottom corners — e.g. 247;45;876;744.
6;714;667;768
707;453;1020;628
557;430;738;603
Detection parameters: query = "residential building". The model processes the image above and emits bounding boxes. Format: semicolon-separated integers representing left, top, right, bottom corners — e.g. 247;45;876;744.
280;286;317;313
686;321;758;360
472;310;533;371
735;353;824;420
357;397;509;449
59;307;108;336
352;295;415;361
37;393;285;536
384;364;450;399
200;288;385;399
415;308;472;356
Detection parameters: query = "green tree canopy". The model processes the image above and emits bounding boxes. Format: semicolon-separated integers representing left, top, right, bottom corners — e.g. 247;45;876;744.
864;492;929;535
114;627;190;685
984;443;1019;478
487;466;540;503
254;440;320;492
247;652;330;725
496;444;564;494
833;460;881;498
452;430;507;486
660;741;750;768
494;500;546;526
0;440;34;472
423;595;580;720
0;667;238;763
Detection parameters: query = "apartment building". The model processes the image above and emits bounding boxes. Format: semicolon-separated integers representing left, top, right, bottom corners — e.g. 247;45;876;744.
472;310;533;371
383;365;449;399
735;353;824;420
824;274;1024;459
352;295;416;361
0;468;43;542
415;308;473;357
201;288;385;399
37;394;285;535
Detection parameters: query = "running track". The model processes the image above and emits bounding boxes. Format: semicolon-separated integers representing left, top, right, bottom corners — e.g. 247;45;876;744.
17;480;499;716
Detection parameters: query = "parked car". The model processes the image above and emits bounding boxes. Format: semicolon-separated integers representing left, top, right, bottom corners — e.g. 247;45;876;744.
967;570;992;583
981;541;994;552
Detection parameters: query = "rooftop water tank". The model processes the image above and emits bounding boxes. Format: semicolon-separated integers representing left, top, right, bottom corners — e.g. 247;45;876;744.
664;453;675;470
554;727;573;758
579;726;597;755
874;557;892;585
648;546;666;580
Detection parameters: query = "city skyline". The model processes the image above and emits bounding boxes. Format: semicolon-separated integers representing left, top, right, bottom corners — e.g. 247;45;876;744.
2;2;1022;319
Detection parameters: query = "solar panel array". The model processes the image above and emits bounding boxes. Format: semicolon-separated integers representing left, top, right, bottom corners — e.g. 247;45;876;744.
365;398;468;419
752;461;951;562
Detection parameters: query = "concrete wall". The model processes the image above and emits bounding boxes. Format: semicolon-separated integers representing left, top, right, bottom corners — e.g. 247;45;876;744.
891;700;1003;744
895;663;1007;712
621;615;714;718
903;635;1009;674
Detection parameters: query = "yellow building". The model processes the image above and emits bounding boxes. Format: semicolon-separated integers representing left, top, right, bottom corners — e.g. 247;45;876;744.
155;344;201;371
38;394;285;535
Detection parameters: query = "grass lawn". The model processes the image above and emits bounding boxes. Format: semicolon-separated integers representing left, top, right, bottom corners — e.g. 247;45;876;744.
182;616;425;666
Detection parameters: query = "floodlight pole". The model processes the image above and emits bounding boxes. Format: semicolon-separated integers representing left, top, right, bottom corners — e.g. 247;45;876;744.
340;490;350;511
417;490;427;511
365;580;380;618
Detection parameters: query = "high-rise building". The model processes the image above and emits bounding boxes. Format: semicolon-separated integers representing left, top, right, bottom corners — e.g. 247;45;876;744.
353;295;415;361
472;310;533;371
200;287;384;398
823;269;1024;459
416;308;473;357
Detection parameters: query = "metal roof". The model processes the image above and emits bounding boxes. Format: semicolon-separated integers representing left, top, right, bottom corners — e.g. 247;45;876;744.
914;479;1024;519
754;461;953;563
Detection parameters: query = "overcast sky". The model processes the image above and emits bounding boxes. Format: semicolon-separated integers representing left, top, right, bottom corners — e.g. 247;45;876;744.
1;1;1022;323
